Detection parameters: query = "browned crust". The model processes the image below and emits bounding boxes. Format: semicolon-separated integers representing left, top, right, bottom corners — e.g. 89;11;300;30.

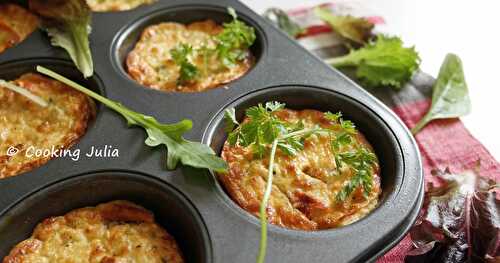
219;109;382;231
0;73;96;179
0;4;38;54
0;23;20;53
126;20;254;93
86;0;157;12
3;201;184;263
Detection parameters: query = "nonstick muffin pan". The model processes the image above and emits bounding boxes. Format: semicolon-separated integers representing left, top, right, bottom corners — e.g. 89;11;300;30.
0;0;424;262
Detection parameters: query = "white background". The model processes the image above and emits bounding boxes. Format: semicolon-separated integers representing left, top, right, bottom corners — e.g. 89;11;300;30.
242;0;500;160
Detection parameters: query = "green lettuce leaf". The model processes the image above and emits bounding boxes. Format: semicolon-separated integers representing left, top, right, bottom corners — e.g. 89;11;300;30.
314;7;374;45
327;35;420;89
411;54;471;134
30;0;93;78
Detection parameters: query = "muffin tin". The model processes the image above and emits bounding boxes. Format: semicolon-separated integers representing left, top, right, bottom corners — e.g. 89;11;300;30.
0;0;424;262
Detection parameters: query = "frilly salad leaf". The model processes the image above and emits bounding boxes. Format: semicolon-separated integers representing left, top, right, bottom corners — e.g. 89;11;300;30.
263;8;304;38
29;0;93;78
411;54;471;134
314;7;374;46
406;166;499;263
327;35;420;89
36;66;227;173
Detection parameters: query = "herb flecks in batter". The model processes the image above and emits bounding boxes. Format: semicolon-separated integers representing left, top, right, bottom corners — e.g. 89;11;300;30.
224;103;379;263
170;7;256;86
170;44;199;84
36;66;227;173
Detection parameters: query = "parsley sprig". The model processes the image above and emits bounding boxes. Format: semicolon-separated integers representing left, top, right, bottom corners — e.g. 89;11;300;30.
225;102;313;158
335;148;377;201
170;7;256;84
224;102;377;263
215;7;256;67
225;102;323;263
325;112;378;201
170;44;199;85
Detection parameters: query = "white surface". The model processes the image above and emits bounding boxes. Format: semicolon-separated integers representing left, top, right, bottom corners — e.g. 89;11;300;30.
242;0;500;160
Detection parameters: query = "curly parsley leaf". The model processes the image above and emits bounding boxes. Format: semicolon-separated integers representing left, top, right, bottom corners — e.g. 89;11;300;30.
335;148;377;201
225;103;380;263
224;102;324;263
263;8;304;38
36;66;227;173
411;54;471;134
169;7;256;85
327;35;420;89
215;7;256;67
314;7;374;45
29;0;93;78
324;111;342;122
227;102;287;158
324;112;377;201
170;44;199;84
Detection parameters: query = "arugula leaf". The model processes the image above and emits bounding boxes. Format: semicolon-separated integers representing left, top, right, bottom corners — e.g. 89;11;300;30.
36;66;227;172
263;8;304;38
314;7;374;45
406;166;499;263
327;35;420;89
170;44;199;84
411;54;471;134
29;0;93;78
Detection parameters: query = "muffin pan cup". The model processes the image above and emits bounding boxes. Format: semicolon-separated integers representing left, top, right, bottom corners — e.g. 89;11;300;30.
0;1;424;262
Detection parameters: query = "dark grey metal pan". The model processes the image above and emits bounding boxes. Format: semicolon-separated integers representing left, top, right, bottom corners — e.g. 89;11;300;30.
0;171;212;262
0;1;423;262
202;85;423;262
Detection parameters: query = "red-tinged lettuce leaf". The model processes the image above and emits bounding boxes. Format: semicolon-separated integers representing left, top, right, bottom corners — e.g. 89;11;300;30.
314;7;374;46
405;167;499;263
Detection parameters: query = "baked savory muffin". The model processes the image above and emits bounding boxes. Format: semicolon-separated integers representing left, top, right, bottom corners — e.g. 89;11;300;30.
3;200;184;263
219;108;381;230
86;0;156;12
0;4;39;54
0;73;95;178
126;20;254;93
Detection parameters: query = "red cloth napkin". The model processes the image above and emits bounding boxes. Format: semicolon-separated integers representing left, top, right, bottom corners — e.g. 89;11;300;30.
283;2;500;262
